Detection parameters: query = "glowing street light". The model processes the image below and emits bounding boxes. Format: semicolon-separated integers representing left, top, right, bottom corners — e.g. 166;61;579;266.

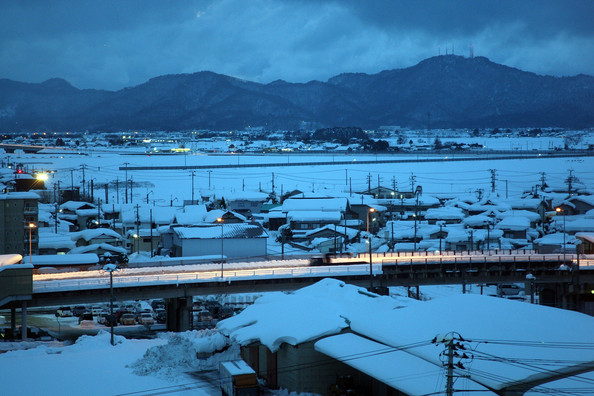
555;207;567;263
28;223;36;263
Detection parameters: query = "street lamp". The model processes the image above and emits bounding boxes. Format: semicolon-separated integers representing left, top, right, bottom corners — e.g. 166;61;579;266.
555;207;567;263
217;217;224;277
28;223;36;263
103;263;117;346
367;208;376;290
146;190;153;204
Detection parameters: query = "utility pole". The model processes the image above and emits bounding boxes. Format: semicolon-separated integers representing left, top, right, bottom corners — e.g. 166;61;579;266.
540;172;547;191
271;172;275;195
123;162;129;204
446;338;455;396
105;183;109;204
150;209;153;257
70;169;74;194
135;204;140;254
566;169;575;197
391;176;397;192
489;169;496;193
367;173;371;193
191;171;196;204
81;164;86;200
130;176;133;203
409;173;416;192
208;170;212;190
116;178;119;204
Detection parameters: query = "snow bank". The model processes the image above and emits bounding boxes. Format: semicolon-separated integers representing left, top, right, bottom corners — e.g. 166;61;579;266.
129;330;237;381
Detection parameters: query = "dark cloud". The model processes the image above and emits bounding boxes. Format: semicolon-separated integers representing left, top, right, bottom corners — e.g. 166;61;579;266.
0;0;592;90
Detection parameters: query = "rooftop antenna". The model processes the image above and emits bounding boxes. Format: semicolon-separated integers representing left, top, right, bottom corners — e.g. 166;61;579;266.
469;44;474;58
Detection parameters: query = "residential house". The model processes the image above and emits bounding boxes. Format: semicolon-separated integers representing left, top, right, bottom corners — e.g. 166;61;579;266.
69;228;124;248
423;206;466;225
224;191;269;218
164;222;268;258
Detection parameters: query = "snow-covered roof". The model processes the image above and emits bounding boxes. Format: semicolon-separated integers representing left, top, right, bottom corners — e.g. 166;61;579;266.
533;232;580;247
497;210;541;222
0;191;39;200
282;197;348;212
38;233;77;250
0;254;23;266
204;209;247;223
172;223;268;239
221;278;594;394
495;216;531;231
69;228;124;242
462;214;494;227
69;243;127;255
576;232;594;244
315;333;490;395
424;206;465;220
174;205;208;225
60;201;95;212
218;279;412;352
121;205;177;225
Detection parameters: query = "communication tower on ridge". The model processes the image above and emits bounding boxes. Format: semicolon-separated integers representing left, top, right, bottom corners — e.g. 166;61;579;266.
470;44;474;58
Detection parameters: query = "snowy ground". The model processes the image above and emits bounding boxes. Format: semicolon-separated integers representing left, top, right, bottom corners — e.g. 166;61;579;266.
5;146;593;206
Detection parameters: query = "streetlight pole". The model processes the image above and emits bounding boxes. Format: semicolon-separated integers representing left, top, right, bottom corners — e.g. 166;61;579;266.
556;207;566;263
217;218;224;277
103;263;117;346
28;223;36;263
367;208;375;290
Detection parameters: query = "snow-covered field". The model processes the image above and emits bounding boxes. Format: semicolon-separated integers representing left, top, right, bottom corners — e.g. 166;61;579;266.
5;147;593;206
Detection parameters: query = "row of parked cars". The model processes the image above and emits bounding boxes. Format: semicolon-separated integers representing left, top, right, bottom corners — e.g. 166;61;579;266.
55;300;168;326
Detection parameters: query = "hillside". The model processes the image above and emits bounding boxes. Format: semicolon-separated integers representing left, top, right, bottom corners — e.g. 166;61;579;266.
1;55;592;132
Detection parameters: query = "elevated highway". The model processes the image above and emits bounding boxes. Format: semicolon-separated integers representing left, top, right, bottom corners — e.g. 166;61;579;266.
2;252;593;332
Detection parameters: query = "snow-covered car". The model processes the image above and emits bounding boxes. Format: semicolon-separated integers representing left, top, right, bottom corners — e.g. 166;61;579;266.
137;313;154;326
120;313;136;326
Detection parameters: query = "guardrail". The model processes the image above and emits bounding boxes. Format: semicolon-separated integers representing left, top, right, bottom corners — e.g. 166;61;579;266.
33;264;380;293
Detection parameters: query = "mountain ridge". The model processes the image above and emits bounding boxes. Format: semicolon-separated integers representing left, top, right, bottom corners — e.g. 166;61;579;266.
1;55;592;132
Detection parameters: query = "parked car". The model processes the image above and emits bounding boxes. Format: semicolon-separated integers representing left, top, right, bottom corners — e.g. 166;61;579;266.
153;308;167;324
137;313;155;326
96;313;107;325
72;305;87;317
151;299;165;310
91;306;104;315
120;313;136;325
56;306;73;317
78;313;94;327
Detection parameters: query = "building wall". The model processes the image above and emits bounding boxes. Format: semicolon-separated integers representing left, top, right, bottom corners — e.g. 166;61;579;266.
276;340;358;395
0;196;38;255
177;237;267;258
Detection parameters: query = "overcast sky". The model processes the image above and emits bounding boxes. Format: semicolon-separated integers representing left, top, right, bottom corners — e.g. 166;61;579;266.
1;0;592;91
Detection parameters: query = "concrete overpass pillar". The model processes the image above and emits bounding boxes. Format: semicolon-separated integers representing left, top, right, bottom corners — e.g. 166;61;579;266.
21;301;27;341
165;297;191;332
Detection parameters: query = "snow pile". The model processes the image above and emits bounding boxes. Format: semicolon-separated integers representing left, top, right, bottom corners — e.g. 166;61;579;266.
129;330;237;381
